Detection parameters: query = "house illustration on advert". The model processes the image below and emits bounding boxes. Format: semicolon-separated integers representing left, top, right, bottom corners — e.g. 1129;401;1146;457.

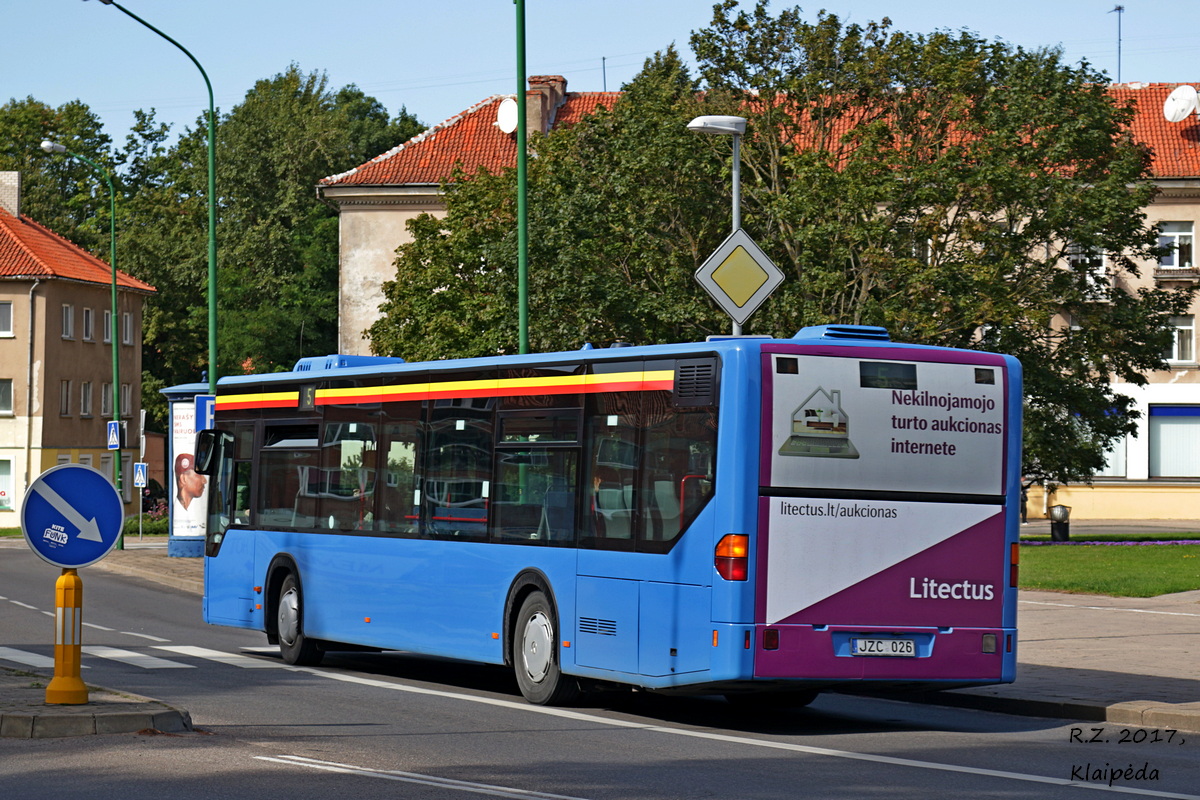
778;386;860;459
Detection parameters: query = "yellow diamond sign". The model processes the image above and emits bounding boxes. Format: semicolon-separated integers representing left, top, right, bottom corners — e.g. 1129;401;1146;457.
695;229;784;326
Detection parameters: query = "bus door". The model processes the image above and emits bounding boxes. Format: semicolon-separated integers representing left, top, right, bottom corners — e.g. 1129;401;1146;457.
574;358;719;678
756;347;1015;681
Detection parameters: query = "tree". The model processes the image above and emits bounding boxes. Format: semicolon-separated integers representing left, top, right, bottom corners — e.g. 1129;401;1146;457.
117;66;423;423
0;97;116;254
369;47;731;359
689;0;1195;484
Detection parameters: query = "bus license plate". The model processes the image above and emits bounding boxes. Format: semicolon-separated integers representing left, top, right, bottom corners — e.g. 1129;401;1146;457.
851;637;915;657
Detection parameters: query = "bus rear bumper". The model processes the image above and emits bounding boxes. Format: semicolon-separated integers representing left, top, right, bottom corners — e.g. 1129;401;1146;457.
752;624;1015;684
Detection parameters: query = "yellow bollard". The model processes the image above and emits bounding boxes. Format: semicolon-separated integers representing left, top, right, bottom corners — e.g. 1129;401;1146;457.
45;568;88;705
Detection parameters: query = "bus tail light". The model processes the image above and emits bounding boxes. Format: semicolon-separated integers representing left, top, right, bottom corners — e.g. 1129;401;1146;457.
715;534;749;581
1009;543;1020;588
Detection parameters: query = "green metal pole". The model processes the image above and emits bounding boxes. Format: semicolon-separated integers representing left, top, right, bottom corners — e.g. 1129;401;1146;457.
515;0;529;355
99;0;217;393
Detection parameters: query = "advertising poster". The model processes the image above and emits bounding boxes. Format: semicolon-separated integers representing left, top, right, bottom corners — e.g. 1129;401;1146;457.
767;353;1008;497
170;400;208;538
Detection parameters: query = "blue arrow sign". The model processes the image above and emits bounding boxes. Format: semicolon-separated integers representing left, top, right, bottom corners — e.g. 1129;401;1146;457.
21;465;124;569
107;421;121;450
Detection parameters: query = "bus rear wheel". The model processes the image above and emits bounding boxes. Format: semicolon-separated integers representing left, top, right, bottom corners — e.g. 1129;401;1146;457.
513;591;578;706
277;573;324;666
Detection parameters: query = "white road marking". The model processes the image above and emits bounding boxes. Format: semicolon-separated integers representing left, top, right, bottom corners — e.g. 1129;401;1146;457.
255;755;592;800
121;631;171;642
0;647;67;669
80;646;192;669
284;667;1200;800
155;645;280;668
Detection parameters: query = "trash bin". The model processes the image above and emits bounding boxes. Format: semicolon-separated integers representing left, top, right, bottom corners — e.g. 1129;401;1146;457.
1048;504;1071;542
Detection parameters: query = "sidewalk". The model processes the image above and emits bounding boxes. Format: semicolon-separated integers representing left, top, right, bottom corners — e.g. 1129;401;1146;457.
2;522;1199;736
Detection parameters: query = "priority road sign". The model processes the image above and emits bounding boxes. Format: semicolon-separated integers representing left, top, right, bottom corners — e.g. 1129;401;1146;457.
21;464;124;569
694;228;784;326
133;462;149;489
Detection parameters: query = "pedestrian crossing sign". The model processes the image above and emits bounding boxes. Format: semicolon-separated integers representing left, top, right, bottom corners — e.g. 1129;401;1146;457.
106;421;121;450
133;462;149;489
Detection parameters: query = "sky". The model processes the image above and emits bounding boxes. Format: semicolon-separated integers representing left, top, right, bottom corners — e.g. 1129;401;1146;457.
5;0;1199;149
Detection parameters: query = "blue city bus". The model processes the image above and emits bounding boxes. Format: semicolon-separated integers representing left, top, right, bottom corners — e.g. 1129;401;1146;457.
196;324;1022;705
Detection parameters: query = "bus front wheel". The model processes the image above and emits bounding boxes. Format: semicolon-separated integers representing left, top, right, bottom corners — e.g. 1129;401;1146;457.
277;573;324;666
513;591;578;706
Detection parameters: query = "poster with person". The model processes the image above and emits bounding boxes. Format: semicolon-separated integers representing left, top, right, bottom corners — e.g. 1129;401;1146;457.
171;400;208;538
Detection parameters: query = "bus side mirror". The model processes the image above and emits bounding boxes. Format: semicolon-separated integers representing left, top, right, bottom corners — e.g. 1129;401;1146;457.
194;429;233;476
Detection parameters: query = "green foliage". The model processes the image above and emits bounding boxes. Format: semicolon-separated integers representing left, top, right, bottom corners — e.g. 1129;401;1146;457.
0;97;115;253
114;66;424;421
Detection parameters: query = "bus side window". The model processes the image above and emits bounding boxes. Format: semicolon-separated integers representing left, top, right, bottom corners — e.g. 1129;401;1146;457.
379;414;422;538
638;405;717;554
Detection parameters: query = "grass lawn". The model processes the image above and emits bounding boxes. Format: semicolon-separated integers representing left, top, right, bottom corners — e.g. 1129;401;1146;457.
1019;543;1200;597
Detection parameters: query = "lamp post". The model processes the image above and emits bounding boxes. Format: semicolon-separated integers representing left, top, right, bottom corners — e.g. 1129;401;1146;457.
687;115;748;334
92;0;217;394
515;0;529;354
40;140;124;531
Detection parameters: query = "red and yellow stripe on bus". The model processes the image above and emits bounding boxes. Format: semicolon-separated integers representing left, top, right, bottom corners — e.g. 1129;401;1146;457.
215;369;675;411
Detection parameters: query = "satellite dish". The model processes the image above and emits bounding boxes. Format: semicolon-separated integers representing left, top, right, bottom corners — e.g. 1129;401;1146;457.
1163;85;1199;123
496;97;518;134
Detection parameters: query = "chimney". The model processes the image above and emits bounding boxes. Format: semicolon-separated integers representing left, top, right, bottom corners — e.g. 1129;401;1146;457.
526;75;568;135
0;172;19;217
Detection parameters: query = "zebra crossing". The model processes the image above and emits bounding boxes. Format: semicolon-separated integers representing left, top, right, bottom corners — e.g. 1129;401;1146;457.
0;644;285;671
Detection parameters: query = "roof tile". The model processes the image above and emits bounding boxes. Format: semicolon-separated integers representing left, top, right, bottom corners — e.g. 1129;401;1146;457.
0;208;156;293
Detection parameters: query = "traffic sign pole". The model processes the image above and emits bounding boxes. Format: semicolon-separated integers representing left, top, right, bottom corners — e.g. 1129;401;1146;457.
45;569;88;705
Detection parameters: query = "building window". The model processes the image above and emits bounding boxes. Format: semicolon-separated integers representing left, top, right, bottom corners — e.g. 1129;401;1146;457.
122;312;133;345
0;301;12;336
1149;406;1200;477
80;382;93;417
0;378;12;415
61;305;74;339
1067;244;1109;298
1164;316;1195;363
59;380;71;416
82;308;94;341
1094;434;1127;478
100;454;113;484
1159;222;1194;269
78;454;93;469
121;383;132;417
103;310;112;343
101;382;112;417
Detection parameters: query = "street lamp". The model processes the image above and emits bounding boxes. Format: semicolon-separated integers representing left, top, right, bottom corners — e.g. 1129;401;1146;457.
91;0;217;394
687;115;748;334
40;140;124;524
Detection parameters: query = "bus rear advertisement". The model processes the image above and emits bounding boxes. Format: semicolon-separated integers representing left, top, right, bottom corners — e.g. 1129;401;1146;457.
196;324;1022;705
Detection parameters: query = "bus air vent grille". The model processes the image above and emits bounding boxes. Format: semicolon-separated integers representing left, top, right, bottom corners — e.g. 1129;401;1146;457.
673;359;718;407
579;617;617;636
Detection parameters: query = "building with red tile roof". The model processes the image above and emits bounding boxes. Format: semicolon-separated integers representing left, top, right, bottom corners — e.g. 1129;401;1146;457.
0;171;155;521
319;76;618;353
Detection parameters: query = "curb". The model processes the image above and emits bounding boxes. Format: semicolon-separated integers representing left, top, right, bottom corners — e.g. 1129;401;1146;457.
0;669;193;739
